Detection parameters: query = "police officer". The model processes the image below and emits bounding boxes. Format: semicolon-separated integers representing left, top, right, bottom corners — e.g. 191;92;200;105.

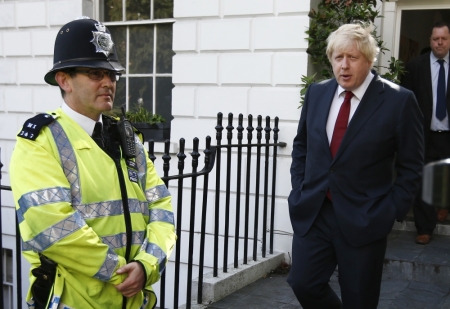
10;17;176;309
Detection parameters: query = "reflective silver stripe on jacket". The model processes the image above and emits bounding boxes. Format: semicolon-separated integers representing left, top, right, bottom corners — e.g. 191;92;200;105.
17;187;71;224
150;209;175;225
145;184;171;204
75;199;149;219
102;231;146;250
93;247;120;281
49;121;82;206
144;242;167;274
22;212;86;252
134;136;147;190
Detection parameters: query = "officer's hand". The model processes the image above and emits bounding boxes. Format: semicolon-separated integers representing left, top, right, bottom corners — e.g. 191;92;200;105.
115;262;145;298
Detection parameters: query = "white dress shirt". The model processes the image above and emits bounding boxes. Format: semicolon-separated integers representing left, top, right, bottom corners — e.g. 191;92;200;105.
61;102;102;136
326;71;374;144
430;51;450;131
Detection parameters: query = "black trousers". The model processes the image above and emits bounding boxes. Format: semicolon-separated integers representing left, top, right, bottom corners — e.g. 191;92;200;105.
414;131;450;235
287;199;387;309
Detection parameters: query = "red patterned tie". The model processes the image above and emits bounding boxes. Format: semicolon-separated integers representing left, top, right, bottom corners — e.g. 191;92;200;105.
330;91;354;158
327;91;353;200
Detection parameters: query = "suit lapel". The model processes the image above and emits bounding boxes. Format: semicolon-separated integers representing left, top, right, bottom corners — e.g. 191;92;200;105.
422;53;433;118
332;74;384;161
318;80;338;158
446;55;450;122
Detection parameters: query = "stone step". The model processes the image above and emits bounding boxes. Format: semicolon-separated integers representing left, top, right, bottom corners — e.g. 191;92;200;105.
207;230;450;309
384;230;450;286
392;212;450;236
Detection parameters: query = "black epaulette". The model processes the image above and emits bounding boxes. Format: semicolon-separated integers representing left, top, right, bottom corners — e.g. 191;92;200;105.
17;113;55;141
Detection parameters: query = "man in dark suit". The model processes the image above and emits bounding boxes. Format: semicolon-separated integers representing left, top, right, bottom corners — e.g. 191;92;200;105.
401;21;450;245
287;23;424;308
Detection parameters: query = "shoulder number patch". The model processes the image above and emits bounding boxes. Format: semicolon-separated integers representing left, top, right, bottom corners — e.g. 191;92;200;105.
18;113;55;141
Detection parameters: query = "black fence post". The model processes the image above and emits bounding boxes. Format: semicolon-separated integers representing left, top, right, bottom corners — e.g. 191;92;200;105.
262;116;271;258
159;140;171;309
270;117;280;254
198;136;212;304
186;138;200;309
214;113;223;277
253;116;263;261
234;114;244;268
173;138;186;309
223;113;234;272
244;115;253;265
148;140;156;163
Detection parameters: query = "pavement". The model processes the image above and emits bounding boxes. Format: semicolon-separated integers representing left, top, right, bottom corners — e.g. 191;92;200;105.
206;229;450;309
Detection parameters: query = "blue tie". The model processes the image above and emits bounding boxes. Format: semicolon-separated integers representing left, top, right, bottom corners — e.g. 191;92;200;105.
436;59;447;121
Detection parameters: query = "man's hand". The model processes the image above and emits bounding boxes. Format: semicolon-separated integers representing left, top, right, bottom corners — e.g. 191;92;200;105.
115;262;145;298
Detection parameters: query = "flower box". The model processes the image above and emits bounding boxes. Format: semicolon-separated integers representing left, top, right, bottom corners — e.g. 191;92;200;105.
132;122;170;142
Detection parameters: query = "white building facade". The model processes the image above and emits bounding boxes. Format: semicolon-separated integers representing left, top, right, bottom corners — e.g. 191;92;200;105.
1;0;450;308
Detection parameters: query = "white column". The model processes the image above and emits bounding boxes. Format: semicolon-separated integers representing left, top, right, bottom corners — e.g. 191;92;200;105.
378;0;398;75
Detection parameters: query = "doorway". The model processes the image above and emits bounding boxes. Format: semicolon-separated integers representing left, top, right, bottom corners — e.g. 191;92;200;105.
398;9;450;65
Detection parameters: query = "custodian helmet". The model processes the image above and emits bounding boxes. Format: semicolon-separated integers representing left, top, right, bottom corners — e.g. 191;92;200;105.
44;17;125;86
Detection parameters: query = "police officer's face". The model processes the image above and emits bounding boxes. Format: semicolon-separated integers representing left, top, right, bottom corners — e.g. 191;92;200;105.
58;68;116;121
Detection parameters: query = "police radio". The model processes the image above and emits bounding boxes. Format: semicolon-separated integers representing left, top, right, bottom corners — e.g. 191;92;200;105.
117;106;137;158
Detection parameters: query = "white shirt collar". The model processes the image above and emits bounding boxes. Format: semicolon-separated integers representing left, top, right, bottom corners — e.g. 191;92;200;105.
61;102;102;136
337;70;374;100
430;50;450;64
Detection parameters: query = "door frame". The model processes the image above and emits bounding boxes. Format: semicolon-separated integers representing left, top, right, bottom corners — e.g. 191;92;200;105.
393;1;450;59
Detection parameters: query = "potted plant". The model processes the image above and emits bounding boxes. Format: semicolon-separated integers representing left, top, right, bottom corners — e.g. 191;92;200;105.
108;100;170;142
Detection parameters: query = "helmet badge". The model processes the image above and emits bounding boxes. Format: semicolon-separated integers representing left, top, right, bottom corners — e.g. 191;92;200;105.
90;23;114;57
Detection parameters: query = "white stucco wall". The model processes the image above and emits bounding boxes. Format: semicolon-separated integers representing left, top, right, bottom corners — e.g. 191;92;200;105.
0;1;94;308
171;0;309;266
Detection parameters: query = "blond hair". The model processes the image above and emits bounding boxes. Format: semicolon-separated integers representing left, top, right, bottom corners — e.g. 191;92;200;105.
326;23;379;67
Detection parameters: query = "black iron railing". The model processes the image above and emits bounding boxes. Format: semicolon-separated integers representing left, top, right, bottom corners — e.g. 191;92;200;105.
0;149;22;309
0;112;286;309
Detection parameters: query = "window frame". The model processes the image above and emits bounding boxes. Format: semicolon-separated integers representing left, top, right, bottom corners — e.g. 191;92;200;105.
96;0;175;117
2;248;14;309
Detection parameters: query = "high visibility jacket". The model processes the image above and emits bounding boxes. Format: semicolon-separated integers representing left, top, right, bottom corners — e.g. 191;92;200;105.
10;109;176;309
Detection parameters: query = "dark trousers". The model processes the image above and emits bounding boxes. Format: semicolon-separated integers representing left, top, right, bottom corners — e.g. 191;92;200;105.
414;131;450;235
287;199;387;309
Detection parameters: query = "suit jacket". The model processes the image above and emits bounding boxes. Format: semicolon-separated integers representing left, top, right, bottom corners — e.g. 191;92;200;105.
401;52;450;146
288;73;424;247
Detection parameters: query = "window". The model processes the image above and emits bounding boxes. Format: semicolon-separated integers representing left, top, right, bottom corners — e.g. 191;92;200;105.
2;248;13;309
99;0;174;123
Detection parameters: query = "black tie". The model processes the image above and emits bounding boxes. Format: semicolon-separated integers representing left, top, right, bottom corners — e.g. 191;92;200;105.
92;122;104;148
436;59;447;121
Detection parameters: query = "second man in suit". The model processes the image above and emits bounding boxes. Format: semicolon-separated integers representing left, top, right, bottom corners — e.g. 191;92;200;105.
287;23;424;308
401;21;450;245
